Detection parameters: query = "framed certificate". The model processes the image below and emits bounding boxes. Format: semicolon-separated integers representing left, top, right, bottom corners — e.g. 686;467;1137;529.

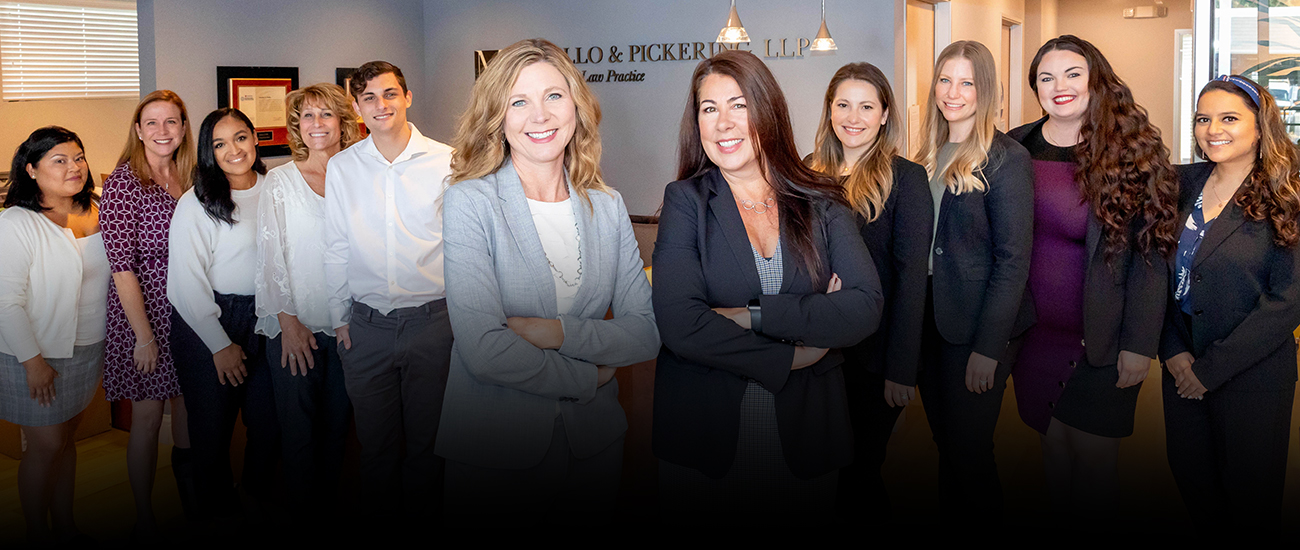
217;66;299;157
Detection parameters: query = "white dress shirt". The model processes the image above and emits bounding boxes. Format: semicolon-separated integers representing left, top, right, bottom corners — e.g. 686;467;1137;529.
323;123;454;327
0;207;107;361
255;162;334;338
167;173;265;353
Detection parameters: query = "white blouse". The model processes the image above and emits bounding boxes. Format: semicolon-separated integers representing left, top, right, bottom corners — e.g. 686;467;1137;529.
167;173;265;354
75;232;109;345
255;162;334;338
526;194;581;314
0;207;108;361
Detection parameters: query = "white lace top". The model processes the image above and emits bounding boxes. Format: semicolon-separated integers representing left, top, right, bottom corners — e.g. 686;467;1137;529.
255;162;334;338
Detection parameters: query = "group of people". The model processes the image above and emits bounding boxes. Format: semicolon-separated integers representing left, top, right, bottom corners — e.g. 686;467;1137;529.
1;33;1298;541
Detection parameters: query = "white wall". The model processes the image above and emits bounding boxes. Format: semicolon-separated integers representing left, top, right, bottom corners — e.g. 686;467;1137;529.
422;0;899;215
0;98;136;183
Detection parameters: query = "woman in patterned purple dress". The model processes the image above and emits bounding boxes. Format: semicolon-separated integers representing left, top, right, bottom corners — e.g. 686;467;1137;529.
99;89;198;537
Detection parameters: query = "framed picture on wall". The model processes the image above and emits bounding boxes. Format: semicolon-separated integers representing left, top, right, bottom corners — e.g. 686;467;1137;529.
475;50;499;78
217;66;299;158
336;67;369;137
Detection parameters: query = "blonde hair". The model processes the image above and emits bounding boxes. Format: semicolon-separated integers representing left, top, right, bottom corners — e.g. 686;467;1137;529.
808;63;903;221
117;90;196;191
915;41;999;195
450;38;607;207
284;84;362;162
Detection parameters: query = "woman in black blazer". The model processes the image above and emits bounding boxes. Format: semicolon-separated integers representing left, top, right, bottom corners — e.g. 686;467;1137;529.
1006;36;1177;515
912;40;1034;523
1161;75;1300;534
805;62;930;522
652;50;883;522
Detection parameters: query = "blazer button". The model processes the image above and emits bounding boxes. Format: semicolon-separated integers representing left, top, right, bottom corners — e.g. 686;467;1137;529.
1069;360;1077;368
1048;401;1055;409
1080;339;1085;347
935;247;944;256
1058;381;1066;388
1194;274;1203;283
1194;309;1204;316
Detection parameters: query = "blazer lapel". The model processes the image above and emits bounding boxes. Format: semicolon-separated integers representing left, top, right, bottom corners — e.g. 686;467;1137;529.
566;187;598;315
1085;211;1101;264
934;189;956;238
1192;199;1246;270
706;170;763;297
496;160;558;318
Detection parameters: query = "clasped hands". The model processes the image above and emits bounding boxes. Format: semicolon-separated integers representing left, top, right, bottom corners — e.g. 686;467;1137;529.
1165;351;1207;400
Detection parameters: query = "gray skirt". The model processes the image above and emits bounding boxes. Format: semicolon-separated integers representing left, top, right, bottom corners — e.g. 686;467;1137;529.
0;342;104;427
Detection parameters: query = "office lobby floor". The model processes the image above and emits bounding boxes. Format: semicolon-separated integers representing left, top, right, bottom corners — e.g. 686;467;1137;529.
3;362;1299;542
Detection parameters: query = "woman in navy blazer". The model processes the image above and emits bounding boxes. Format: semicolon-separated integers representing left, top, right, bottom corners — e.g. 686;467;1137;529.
437;39;658;521
652;50;882;522
804;62;931;522
912;40;1034;523
1161;75;1300;534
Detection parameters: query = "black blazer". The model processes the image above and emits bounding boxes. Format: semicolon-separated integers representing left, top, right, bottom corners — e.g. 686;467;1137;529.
928;130;1036;362
651;168;884;479
844;156;932;386
1158;162;1300;392
1008;118;1166;365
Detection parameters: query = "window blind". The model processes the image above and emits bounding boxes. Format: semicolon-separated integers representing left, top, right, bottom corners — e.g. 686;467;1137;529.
0;1;138;101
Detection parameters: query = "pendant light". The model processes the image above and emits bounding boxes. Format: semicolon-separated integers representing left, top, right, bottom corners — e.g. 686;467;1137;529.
810;0;837;51
717;0;750;44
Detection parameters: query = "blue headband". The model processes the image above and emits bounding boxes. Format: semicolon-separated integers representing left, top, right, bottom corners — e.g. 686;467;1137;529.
1215;74;1261;108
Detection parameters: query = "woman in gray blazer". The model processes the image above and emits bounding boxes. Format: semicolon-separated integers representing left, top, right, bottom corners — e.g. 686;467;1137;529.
436;38;658;522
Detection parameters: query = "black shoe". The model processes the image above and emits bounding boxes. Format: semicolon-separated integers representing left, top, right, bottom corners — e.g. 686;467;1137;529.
171;446;201;522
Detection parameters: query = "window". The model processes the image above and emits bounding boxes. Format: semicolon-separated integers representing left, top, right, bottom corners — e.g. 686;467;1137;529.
0;1;138;101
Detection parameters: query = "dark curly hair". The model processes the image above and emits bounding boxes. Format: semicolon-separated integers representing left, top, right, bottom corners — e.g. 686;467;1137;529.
1197;78;1300;247
1029;35;1179;261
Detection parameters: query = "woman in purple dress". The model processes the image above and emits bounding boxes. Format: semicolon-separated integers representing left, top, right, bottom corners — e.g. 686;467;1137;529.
1007;36;1177;518
99;89;198;536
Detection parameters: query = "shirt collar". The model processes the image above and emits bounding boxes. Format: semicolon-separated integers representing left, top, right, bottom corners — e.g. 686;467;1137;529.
359;122;431;165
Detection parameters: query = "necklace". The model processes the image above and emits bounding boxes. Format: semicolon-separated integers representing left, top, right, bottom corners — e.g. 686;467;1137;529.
544;215;583;288
739;197;776;214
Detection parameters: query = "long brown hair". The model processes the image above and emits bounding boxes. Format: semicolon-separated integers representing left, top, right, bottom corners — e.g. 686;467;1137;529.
450;38;607;207
1029;35;1179;259
807;62;902;221
1196;77;1300;247
677;49;844;287
117;90;196;191
915;41;999;195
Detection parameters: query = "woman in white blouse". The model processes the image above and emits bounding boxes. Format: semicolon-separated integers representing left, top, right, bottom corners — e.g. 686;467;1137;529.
0;127;108;544
167;108;275;518
255;83;360;516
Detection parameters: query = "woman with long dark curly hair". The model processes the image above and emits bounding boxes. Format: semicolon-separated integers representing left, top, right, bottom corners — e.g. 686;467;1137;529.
1007;35;1178;516
1161;75;1300;534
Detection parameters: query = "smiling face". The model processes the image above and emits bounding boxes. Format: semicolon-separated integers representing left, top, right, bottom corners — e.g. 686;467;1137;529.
353;72;411;136
830;79;887;163
697;73;759;180
28;141;88;203
1035;49;1091;124
136;100;184;160
934;57;978;127
211;115;258;178
1194;89;1260;166
503;61;577;171
298;99;342;153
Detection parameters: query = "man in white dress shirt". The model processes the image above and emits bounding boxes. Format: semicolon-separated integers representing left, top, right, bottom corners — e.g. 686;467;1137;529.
322;61;453;522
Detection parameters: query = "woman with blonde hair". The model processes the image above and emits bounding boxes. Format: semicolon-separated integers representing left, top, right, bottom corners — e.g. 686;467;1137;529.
806;62;930;522
913;40;1034;523
98;89;199;534
436;38;658;521
1162;75;1300;534
254;83;360;520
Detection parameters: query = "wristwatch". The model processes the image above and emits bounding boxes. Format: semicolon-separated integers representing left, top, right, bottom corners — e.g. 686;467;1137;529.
747;298;762;334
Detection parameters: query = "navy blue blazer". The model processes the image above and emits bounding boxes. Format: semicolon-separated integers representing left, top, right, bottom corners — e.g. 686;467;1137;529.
1159;162;1300;392
651;168;884;479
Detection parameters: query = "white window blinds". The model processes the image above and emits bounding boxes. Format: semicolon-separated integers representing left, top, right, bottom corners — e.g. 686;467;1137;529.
0;1;138;101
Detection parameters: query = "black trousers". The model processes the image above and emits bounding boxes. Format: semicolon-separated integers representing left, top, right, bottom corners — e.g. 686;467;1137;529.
339;300;452;522
837;367;904;523
1162;368;1294;535
171;293;279;518
266;332;351;516
916;285;1013;525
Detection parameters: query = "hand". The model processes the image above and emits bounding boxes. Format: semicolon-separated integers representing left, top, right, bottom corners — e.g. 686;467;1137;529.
212;344;248;386
336;324;352;350
597;366;617;387
710;307;751;329
22;356;58;406
506;317;564;349
1166;352;1206;399
133;336;159;374
826;273;842;293
278;313;318;376
1165;351;1193;377
1115;350;1151;389
792;346;828;370
965;352;999;394
884;379;915;408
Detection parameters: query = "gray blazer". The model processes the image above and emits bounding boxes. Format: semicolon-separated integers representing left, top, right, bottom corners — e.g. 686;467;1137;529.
434;160;659;469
